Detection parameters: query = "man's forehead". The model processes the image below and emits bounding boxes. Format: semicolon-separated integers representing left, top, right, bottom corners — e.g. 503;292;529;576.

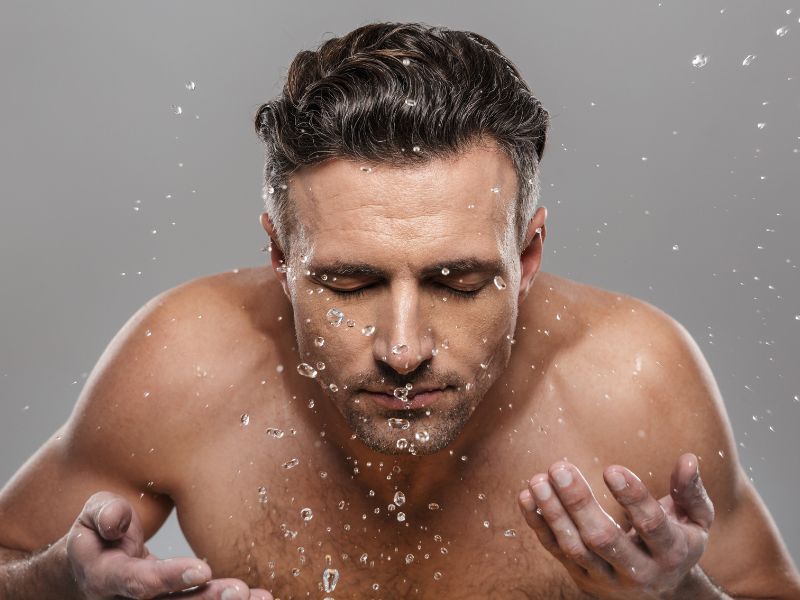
289;141;518;226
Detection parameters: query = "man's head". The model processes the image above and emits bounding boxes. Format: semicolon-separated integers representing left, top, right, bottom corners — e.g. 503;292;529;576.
254;22;550;456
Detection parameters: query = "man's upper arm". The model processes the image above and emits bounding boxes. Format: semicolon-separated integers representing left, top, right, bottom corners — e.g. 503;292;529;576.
0;284;201;553
637;303;800;597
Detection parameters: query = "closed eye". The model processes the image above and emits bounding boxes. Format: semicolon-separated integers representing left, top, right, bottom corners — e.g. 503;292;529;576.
328;283;483;300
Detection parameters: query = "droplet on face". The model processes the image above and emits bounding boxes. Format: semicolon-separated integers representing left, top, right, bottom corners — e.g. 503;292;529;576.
359;553;369;565
393;387;410;401
315;361;326;371
257;486;268;504
393;491;406;506
441;267;450;276
504;528;517;537
314;336;325;347
493;276;507;290
282;458;300;469
346;319;356;328
433;571;442;580
415;430;430;443
402;57;411;66
691;54;708;68
490;186;501;193
387;418;411;430
428;502;440;510
391;344;408;355
362;325;376;336
397;512;406;522
329;383;339;393
266;427;285;439
396;438;408;450
326;308;344;327
300;507;313;521
360;166;373;173
240;414;250;427
297;363;318;379
404;98;417;106
672;244;680;251
322;567;340;593
405;553;414;563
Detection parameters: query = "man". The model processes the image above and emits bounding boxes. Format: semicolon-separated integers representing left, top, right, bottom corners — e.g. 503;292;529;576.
1;21;799;600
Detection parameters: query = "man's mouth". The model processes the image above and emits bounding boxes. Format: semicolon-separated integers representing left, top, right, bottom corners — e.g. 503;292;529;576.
360;386;451;410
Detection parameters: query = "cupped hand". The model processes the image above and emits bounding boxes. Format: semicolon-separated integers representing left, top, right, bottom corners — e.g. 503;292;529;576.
517;453;714;599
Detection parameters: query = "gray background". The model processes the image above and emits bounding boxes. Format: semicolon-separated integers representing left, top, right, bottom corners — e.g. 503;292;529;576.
1;0;798;568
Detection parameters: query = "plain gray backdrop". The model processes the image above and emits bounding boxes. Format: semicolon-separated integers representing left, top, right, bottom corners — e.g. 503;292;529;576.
1;0;799;569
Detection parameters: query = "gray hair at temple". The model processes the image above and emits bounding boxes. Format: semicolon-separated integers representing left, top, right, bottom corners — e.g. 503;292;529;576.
253;21;550;257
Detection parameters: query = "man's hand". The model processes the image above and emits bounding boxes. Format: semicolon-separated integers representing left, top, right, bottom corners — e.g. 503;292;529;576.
517;453;715;599
66;491;273;599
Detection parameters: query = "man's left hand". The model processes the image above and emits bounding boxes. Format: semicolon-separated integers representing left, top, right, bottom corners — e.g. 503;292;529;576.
517;453;715;599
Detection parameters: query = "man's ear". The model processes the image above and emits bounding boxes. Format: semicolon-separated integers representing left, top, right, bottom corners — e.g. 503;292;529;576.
259;212;291;300
518;206;547;305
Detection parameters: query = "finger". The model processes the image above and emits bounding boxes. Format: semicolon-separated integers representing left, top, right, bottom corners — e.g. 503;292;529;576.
249;589;274;600
528;474;615;578
518;488;561;555
99;553;212;598
670;453;714;530
604;466;677;559
78;492;132;541
160;578;254;599
546;462;652;578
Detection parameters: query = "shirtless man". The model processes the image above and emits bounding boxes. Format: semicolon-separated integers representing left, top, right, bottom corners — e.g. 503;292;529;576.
2;21;800;600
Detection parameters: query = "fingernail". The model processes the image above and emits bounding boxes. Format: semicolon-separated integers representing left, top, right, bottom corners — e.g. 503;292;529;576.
553;468;572;489
606;470;627;491
532;481;552;501
520;489;536;512
222;586;242;600
182;568;206;586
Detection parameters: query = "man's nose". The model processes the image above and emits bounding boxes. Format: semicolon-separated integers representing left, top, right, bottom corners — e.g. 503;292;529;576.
372;283;435;375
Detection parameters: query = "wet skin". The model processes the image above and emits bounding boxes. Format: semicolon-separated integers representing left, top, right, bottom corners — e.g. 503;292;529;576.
1;139;799;598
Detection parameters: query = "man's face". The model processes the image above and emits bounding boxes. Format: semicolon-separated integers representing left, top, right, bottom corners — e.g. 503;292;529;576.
278;140;534;456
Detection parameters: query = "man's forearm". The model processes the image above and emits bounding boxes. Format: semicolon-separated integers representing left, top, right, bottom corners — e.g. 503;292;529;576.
0;537;78;600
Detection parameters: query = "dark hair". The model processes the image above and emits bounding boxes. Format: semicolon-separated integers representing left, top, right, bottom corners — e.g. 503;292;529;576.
254;21;549;256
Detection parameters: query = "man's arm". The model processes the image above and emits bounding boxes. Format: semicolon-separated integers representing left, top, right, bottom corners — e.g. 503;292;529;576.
518;296;800;599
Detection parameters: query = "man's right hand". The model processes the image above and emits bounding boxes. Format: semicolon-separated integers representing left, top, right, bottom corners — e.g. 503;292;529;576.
65;492;273;600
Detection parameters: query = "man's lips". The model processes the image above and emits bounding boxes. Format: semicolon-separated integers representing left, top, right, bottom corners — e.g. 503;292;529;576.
361;387;451;409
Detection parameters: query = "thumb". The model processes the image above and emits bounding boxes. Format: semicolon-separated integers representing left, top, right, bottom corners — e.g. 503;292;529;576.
670;453;715;530
79;492;133;542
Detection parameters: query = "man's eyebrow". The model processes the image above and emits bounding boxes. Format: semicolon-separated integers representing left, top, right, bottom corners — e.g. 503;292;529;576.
308;258;503;278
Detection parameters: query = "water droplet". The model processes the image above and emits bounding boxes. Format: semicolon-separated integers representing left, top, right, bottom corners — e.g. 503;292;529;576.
145;329;152;337
362;324;376;336
326;308;344;327
402;58;411;66
757;122;766;130
387;418;411;430
776;26;790;37
391;344;408;355
360;166;373;173
170;104;183;115
405;553;414;563
282;458;300;469
742;54;757;66
300;507;313;521
672;244;680;251
291;567;300;576
718;450;725;458
412;145;421;153
322;567;339;593
240;413;250;427
415;430;430;443
315;361;326;371
692;54;709;68
404;98;417;106
433;571;442;580
396;438;408;449
493;276;507;290
329;383;339;393
185;80;196;91
266;427;285;439
504;528;517;537
257;486;268;504
359;552;369;565
314;336;325;347
441;267;450;275
393;387;410;401
428;502;440;510
394;491;406;506
397;512;406;522
297;363;318;379
483;520;490;528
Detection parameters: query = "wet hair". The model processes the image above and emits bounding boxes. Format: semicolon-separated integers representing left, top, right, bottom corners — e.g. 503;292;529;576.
254;21;550;256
